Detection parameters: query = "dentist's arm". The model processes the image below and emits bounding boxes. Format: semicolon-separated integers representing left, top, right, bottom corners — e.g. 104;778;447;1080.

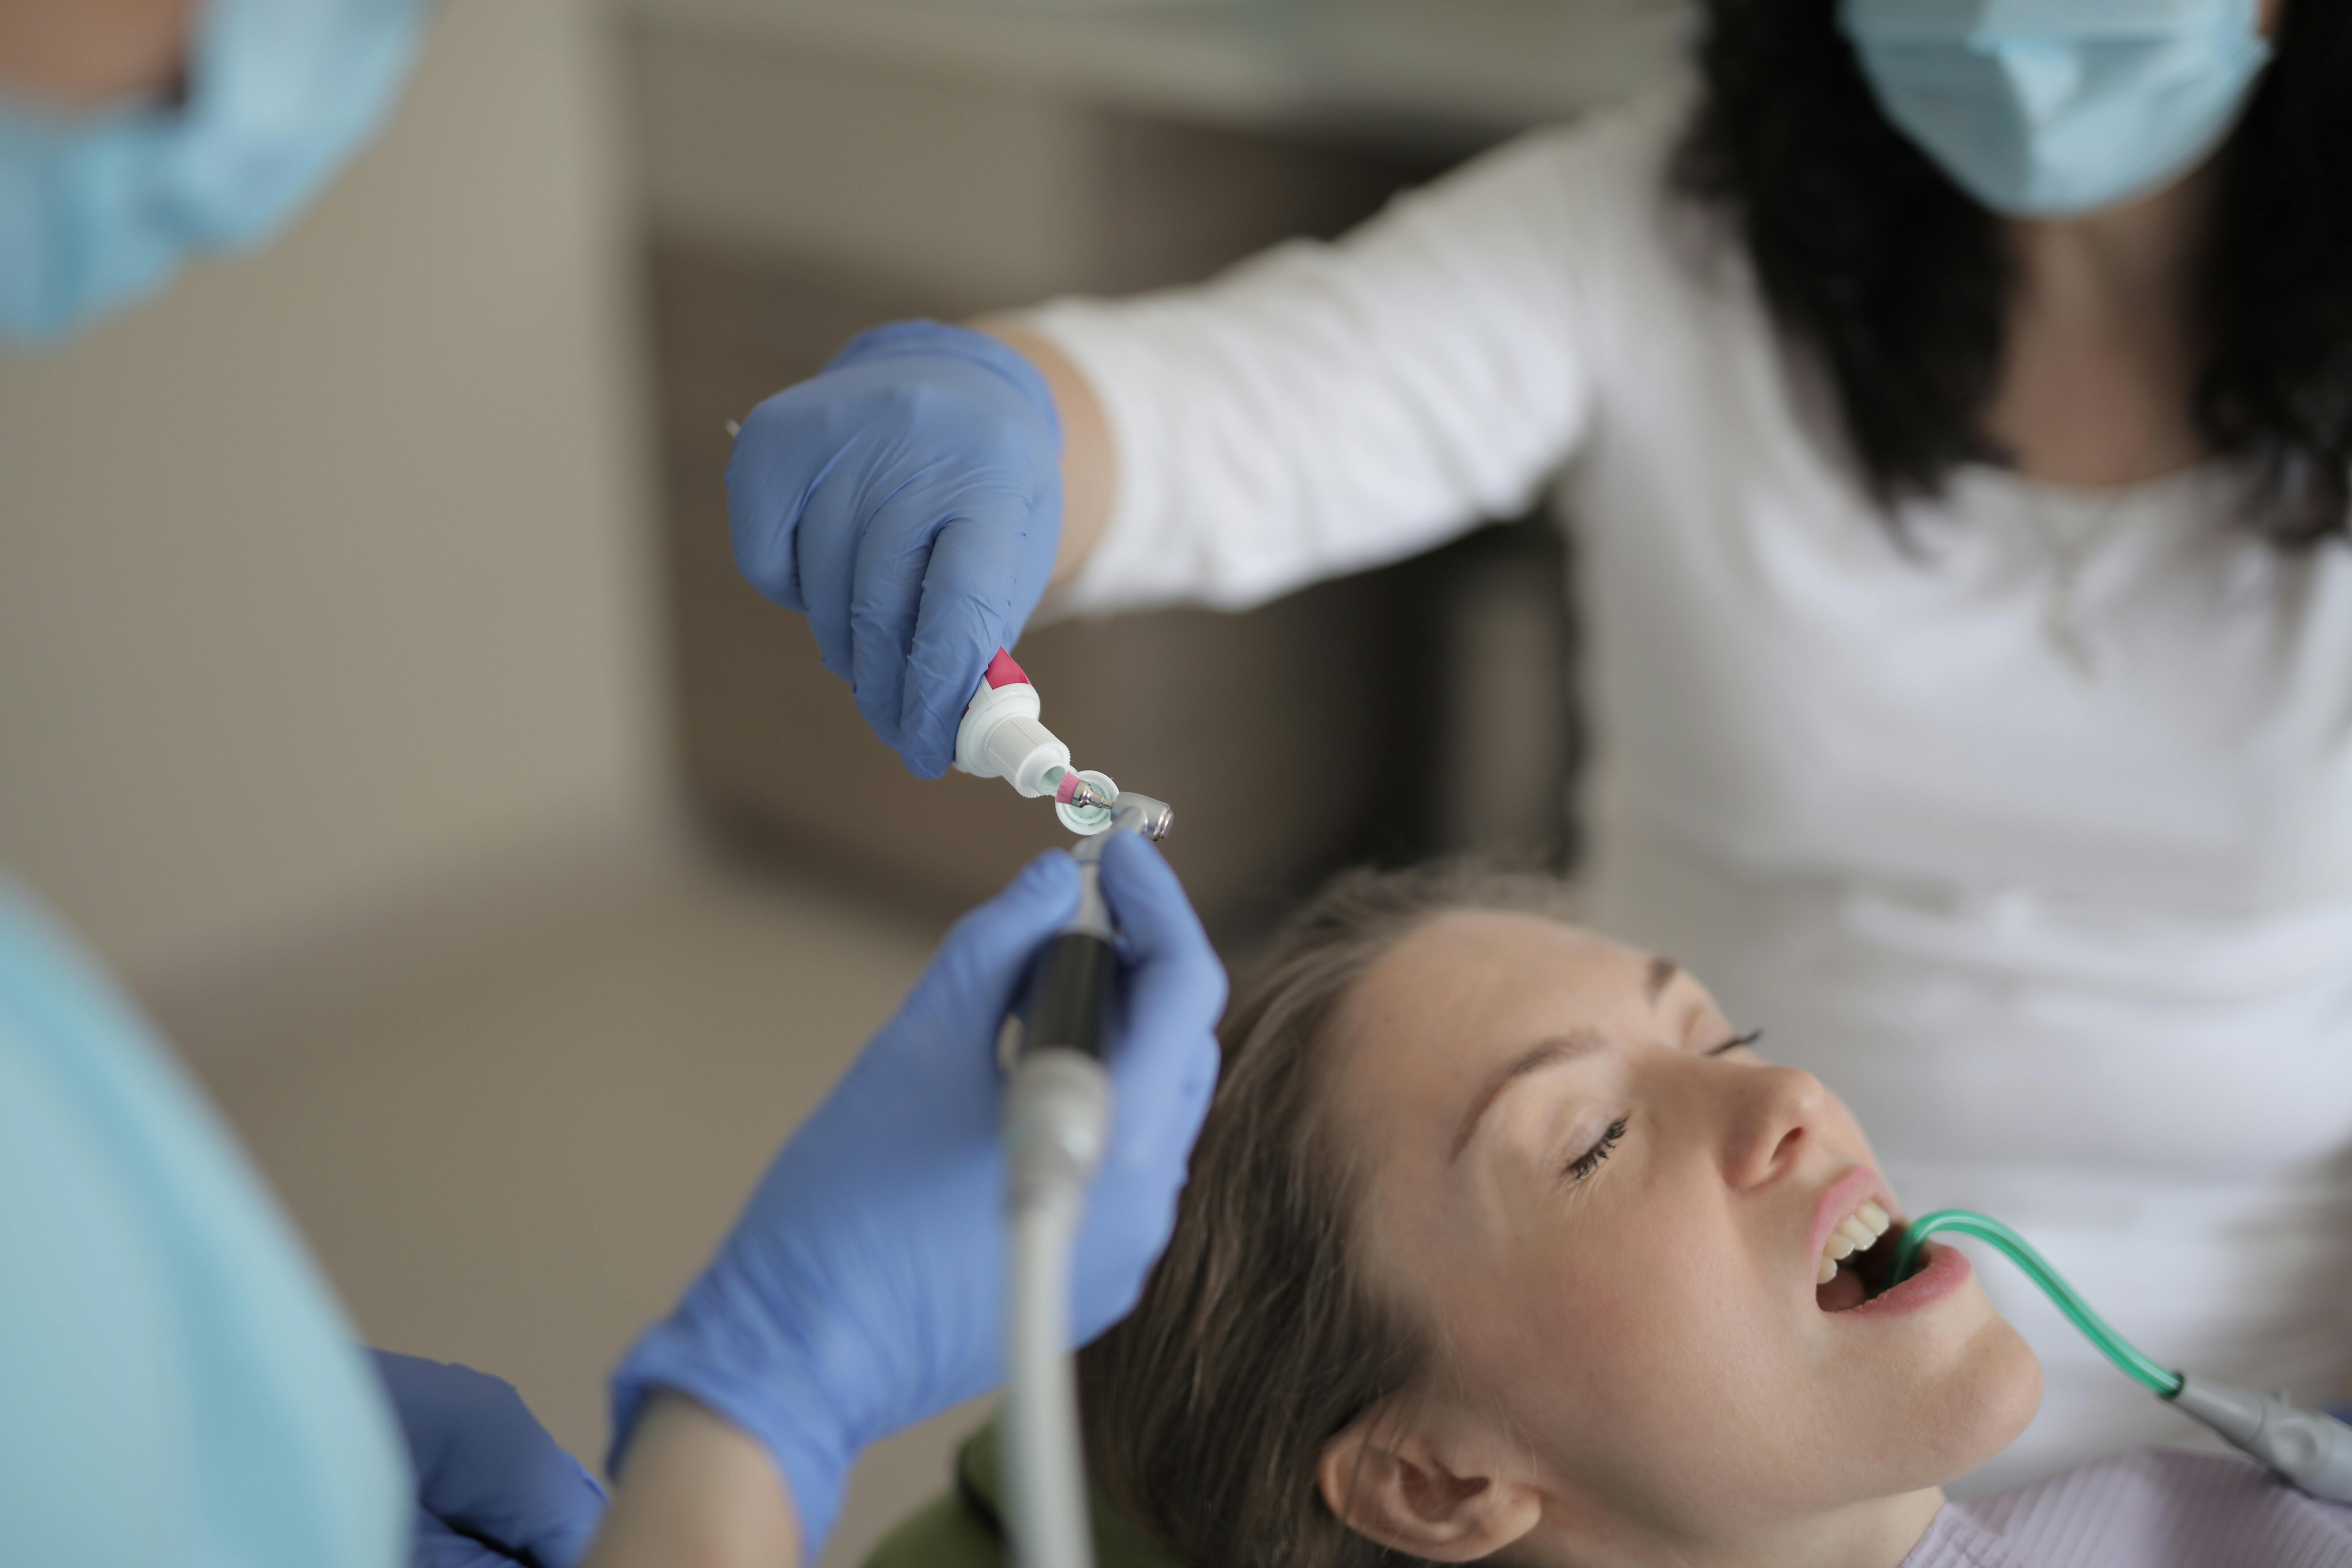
975;318;1119;597
586;1396;796;1568
730;128;1603;783
589;835;1226;1568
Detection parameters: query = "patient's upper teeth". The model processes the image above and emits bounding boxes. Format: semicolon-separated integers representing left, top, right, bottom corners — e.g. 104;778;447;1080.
1817;1196;1902;1288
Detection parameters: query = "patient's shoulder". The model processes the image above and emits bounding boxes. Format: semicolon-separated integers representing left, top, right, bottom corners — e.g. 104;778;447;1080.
1944;1448;2352;1566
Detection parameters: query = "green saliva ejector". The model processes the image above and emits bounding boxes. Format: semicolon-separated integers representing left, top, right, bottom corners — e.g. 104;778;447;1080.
1890;1211;2352;1504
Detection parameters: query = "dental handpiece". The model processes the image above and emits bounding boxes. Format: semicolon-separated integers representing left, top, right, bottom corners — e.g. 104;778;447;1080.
1892;1210;2352;1505
1023;797;1175;1052
1001;795;1173;1568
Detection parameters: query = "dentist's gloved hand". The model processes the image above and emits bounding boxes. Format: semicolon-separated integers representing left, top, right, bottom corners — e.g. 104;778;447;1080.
608;835;1224;1557
371;1350;608;1568
728;319;1064;780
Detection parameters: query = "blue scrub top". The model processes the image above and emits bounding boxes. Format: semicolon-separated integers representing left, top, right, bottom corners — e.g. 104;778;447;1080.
0;879;408;1566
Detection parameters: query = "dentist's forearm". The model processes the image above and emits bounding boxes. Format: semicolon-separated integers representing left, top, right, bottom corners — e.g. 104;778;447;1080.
976;318;1117;596
587;1394;803;1568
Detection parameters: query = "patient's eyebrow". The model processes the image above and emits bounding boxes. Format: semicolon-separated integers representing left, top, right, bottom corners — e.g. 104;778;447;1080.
1450;1031;1609;1163
1645;956;1681;1005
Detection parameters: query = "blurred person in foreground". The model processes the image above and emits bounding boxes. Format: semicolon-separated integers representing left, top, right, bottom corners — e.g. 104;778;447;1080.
0;6;1227;1568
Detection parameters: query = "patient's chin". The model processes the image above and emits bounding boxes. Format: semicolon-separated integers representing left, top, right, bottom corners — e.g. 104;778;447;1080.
1980;1327;2045;1449
1827;1310;2045;1502
1925;1320;2046;1484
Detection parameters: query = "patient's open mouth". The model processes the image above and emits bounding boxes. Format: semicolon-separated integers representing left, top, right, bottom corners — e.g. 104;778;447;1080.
1815;1201;1902;1313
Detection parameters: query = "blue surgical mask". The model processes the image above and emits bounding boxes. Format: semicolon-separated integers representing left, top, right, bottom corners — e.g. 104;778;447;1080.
1839;0;2274;218
0;0;428;344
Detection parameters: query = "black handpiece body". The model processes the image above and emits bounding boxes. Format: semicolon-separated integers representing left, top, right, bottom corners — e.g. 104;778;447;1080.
1024;932;1121;1061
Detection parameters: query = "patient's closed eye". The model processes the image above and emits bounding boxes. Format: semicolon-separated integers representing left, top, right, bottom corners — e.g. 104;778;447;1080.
1564;1116;1629;1182
1706;1028;1763;1057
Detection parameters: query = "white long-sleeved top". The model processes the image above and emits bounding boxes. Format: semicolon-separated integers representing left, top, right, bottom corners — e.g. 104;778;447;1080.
1028;86;2352;1488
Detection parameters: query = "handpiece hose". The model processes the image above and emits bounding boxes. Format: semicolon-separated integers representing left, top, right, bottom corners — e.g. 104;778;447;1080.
1003;1036;1107;1568
1001;800;1172;1568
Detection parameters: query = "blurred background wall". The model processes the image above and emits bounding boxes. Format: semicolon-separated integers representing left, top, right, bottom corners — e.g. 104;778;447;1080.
0;0;667;1063
0;2;1679;1564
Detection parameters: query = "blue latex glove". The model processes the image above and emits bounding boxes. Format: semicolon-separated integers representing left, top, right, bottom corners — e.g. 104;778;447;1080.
371;1350;607;1568
609;835;1225;1555
727;319;1064;780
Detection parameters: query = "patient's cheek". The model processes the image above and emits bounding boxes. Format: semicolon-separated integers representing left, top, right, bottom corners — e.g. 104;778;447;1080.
1820;1089;1877;1158
1474;1247;1699;1394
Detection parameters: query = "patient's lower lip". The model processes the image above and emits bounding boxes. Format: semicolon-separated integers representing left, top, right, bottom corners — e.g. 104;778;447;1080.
1840;1239;1969;1320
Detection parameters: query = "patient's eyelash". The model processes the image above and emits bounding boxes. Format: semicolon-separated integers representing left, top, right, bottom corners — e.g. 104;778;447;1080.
1706;1028;1764;1057
1564;1117;1630;1182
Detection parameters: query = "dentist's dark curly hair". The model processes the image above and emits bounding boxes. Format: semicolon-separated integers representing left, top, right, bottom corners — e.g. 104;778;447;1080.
1675;0;2352;545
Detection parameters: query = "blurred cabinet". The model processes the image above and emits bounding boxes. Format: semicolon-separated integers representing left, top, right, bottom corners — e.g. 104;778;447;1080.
627;9;1654;934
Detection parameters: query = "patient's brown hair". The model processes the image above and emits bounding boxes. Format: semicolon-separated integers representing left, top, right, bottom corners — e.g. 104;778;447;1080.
1079;861;1584;1568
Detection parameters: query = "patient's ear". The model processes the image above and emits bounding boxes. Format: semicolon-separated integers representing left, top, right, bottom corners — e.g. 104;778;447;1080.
1317;1404;1543;1562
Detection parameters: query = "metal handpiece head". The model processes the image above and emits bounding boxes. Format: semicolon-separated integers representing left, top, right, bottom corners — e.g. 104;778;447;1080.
1111;793;1175;842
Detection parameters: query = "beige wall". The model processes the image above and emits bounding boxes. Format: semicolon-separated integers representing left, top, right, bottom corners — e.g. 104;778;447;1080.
634;29;1103;304
0;0;666;1055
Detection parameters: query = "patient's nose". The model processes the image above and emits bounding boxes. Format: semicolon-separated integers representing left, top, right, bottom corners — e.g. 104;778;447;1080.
1718;1063;1830;1191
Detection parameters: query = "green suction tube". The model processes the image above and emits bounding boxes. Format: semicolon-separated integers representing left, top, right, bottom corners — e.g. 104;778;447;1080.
1887;1209;2182;1398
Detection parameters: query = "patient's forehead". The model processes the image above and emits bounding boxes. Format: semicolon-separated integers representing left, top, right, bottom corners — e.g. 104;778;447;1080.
1327;912;1648;1135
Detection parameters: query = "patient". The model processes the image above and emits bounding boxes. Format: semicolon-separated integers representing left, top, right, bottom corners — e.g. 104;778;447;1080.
1072;863;2352;1568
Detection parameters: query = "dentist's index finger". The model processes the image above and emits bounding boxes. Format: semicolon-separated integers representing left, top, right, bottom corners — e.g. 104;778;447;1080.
1096;832;1223;982
843;491;943;756
724;400;812;612
896;851;1081;1044
1096;833;1227;1090
943;849;1082;978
